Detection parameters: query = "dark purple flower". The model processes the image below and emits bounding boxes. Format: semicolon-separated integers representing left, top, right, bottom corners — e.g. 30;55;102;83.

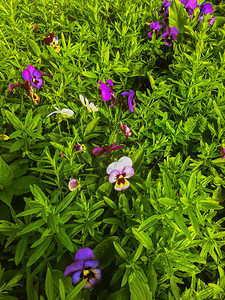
9;82;22;92
220;147;225;159
163;17;169;26
9;80;40;105
92;143;124;156
121;90;136;112
74;143;86;153
208;16;216;26
162;26;178;46
43;32;58;45
64;248;101;290
179;0;198;17
22;65;43;88
98;79;116;107
199;2;213;21
148;21;163;38
158;0;172;17
119;121;132;136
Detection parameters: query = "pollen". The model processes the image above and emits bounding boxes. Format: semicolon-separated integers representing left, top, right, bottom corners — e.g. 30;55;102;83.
83;270;90;276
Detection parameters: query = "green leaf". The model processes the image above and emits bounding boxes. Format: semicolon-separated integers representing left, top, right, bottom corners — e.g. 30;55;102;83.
187;172;196;199
174;213;192;241
138;215;161;232
28;39;41;56
0;156;14;188
158;197;177;207
84;117;100;136
129;273;152;300
170;278;180;300
162;172;173;198
10;140;24;152
0;189;13;206
4;110;23;130
113;241;127;260
59;279;65;300
81;71;97;79
45;268;54;300
94;237;118;268
16;219;45;236
131;147;144;169
96;182;112;198
169;0;189;37
13;175;38;196
132;228;154;251
103;196;118;210
61;32;66;48
15;236;28;265
56;228;74;252
56;190;77;213
65;279;88;300
27;236;52;266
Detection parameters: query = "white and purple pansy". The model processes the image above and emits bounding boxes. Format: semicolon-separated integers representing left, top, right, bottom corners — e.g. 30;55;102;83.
107;156;134;191
64;248;101;289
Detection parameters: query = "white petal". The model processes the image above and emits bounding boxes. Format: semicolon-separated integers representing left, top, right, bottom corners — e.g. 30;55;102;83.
61;109;74;117
117;157;132;169
89;103;98;112
46;111;60;118
106;161;118;174
53;106;60;111
79;94;86;106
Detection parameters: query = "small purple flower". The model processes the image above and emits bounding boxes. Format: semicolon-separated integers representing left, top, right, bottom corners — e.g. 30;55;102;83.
179;0;198;17
158;0;172;17
92;143;124;156
162;26;178;46
148;21;163;39
208;16;216;26
74;143;86;154
199;2;213;21
121;90;136;112
68;178;78;191
22;65;43;89
220;147;225;159
98;79;116;107
64;248;101;289
119;121;132;136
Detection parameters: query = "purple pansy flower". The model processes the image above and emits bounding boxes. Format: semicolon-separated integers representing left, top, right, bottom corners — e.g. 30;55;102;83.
74;143;86;154
98;79;116;107
64;248;101;289
22;65;43;88
199;2;213;21
158;0;172;17
148;21;163;38
121;90;136;112
220;147;225;159
179;0;198;17
92;143;124;156
68;178;78;191
162;26;178;46
208;16;216;26
107;156;134;191
119;121;132;136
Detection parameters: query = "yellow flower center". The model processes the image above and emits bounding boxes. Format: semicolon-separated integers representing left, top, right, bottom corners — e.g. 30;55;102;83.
83;270;90;276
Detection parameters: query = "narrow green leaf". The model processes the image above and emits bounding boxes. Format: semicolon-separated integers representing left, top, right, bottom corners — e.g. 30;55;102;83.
56;228;74;252
129;273;152;300
103;196;118;210
84;117;100;136
158;197;177;207
61;32;66;48
15;236;28;265
187;172;196;199
65;279;88;300
27;236;52;267
16;219;45;236
56;190;77;213
0;156;14;188
138;215;161;232
132;228;154;251
113;241;127;260
45;268;54;300
59;279;65;300
162;172;173;198
174;213;192;241
28;39;41;56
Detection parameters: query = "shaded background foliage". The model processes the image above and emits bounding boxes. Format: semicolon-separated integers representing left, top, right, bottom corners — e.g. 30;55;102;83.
0;0;225;299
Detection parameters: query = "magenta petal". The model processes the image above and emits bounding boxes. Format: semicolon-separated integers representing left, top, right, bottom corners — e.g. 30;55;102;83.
101;89;111;101
84;260;99;269
107;79;113;87
109;170;120;183
75;248;94;261
33;70;41;79
122;166;134;178
121;92;129;97
64;261;84;277
22;70;30;81
92;147;106;156
27;65;36;75
72;271;82;285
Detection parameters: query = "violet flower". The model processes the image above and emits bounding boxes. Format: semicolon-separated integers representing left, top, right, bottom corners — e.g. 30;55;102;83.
64;248;101;289
121;90;136;112
98;79;116;107
119;121;132;136
22;65;43;89
106;156;134;191
179;0;198;17
148;21;163;38
220;147;225;159
199;2;213;21
158;0;172;17
74;143;86;154
208;17;216;26
43;32;60;53
92;143;124;156
162;26;178;46
68;178;78;191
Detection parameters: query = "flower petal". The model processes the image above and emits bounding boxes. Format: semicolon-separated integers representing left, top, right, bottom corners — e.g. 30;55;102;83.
83;269;101;289
100;88;111;101
114;178;130;191
22;70;30;81
68;178;78;191
122;166;134;178
117;157;133;168
33;70;41;79
92;147;106;156
71;271;82;285
60;108;74;117
109;170;120;183
84;259;99;269
89;102;98;112
27;65;36;76
106;161;118;174
107;79;113;87
75;248;94;261
64;261;84;277
121;92;129;97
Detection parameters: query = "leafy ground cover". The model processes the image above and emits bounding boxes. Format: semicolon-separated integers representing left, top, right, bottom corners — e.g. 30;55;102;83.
1;0;225;299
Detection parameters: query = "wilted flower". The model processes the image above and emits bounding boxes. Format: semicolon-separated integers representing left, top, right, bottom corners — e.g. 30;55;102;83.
22;65;43;89
68;178;78;191
162;26;178;46
43;32;60;53
92;143;124;156
74;143;86;153
119;121;132;136
98;79;116;107
31;23;38;32
121;90;136;112
220;147;225;159
158;0;172;17
79;95;98;112
199;2;213;21
64;248;101;289
107;156;134;191
46;106;74;118
1;135;9;140
208;16;216;26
